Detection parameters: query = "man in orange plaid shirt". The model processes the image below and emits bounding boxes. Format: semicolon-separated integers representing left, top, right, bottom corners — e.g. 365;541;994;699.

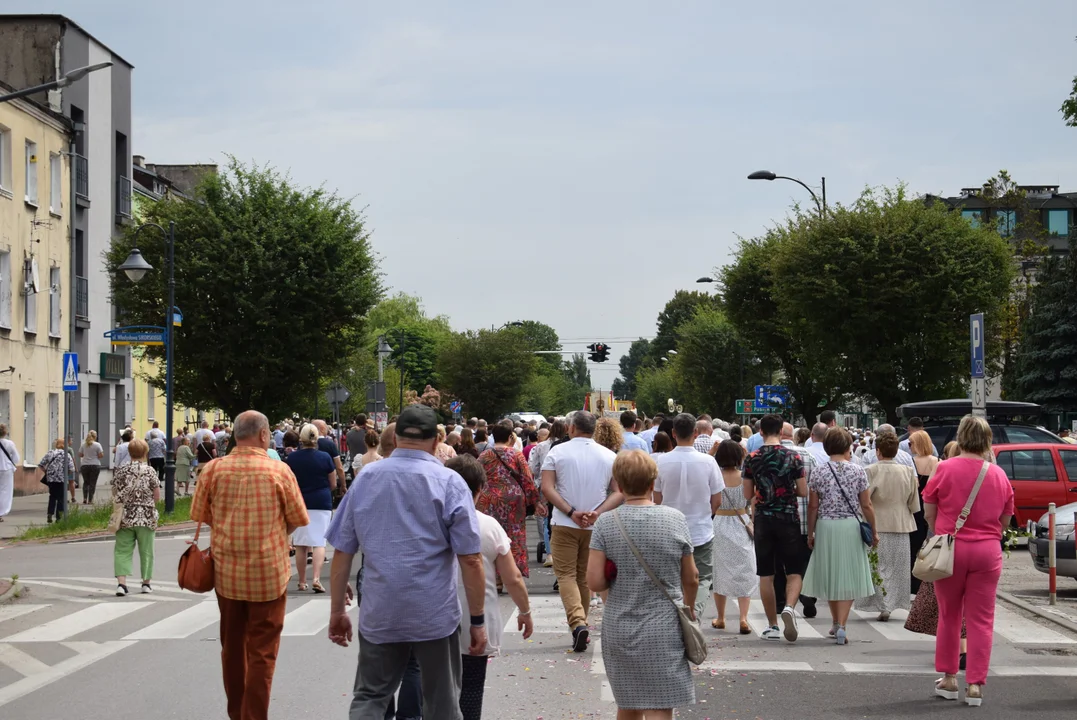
191;410;309;720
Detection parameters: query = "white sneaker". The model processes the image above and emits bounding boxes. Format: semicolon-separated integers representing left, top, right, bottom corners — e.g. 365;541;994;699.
590;597;599;608
761;626;781;641
781;606;798;642
115;584;128;597
141;583;152;594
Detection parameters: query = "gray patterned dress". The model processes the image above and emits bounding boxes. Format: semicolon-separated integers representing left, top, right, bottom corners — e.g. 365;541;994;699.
590;504;695;710
711;486;758;598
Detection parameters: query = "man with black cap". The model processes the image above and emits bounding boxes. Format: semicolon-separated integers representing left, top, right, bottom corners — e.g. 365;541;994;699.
327;404;486;720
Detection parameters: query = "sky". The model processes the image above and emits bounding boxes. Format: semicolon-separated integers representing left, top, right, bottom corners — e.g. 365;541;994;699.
17;1;1077;389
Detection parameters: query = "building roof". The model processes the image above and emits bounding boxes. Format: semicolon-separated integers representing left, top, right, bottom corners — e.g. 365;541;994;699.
0;78;72;129
0;14;134;68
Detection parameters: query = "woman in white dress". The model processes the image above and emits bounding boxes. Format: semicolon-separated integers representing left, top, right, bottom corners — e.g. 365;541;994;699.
0;424;20;522
710;439;757;634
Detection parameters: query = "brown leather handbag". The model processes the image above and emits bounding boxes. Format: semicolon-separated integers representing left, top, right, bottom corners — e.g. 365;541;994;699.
178;522;215;593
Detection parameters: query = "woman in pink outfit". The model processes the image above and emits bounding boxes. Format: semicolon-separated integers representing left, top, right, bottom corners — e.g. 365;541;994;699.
922;415;1014;707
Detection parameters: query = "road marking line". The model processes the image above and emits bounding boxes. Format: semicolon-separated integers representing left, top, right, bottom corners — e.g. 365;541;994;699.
699;660;814;672
0;643;50;676
123;601;220;640
16;580;183;601
0;641;133;708
992;665;1077;677
0;605;50;623
842;663;939;675
282;599;330;636
1;602;150;642
24;576;192;598
851;610;931;642
504;596;570;634
993;604;1077;645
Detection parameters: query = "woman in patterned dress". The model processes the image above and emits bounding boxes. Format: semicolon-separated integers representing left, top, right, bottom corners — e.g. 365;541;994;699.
37;439;74;523
111;438;160;596
477;422;543;578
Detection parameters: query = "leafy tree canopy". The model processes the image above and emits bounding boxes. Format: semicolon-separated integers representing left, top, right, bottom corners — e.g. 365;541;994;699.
108;159;381;421
671;306;763;418
614;338;652;398
651;291;720;361
1063;38;1077;127
1013;248;1077;413
436;328;537;420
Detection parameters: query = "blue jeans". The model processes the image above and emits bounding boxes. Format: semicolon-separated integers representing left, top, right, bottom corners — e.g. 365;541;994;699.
384;654;422;719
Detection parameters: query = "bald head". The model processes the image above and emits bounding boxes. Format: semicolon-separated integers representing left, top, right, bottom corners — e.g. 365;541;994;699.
781;422;794;441
695;419;712;436
811;422;827;442
312;419;328;436
233;411;269;448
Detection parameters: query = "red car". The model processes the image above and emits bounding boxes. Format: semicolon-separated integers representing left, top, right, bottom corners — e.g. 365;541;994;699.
991;443;1077;526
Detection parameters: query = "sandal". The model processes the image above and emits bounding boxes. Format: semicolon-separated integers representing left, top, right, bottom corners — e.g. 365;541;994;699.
740;620;752;635
711;619;725;630
312;580;325;594
297;583;309;592
935;675;959;701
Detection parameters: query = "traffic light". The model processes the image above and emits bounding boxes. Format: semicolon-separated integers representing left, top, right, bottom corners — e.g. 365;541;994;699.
588;343;610;363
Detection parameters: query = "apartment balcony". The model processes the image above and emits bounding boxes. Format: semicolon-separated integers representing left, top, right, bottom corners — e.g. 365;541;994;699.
116;175;132;221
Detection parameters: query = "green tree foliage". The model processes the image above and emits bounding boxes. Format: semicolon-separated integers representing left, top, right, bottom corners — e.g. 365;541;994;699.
513;320;563;371
766;186;1014;423
436;328;537;420
671;306;759;418
634;365;680;418
1063;38;1077;127
613;338;652;398
107;159;381;421
1013;249;1077;412
651;291;720;361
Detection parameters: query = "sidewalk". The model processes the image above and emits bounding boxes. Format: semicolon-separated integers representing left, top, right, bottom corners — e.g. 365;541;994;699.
999;543;1077;626
0;470;115;540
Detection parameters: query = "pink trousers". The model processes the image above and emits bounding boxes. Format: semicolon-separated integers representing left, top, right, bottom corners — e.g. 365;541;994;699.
934;538;1002;685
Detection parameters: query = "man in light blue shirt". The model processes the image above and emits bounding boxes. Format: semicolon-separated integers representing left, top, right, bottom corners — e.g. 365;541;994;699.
899;417;939;457
746;420;765;453
326;405;486;720
620;410;649;452
639;413;663;450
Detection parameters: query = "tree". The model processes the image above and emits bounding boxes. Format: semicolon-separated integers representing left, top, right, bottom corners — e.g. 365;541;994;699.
671;306;761;418
513;320;563;370
1013;249;1077;413
651;291;720;361
769;185;1014;423
613;338;652;398
436;328;537;420
1063;37;1077;126
634;365;681;418
108;159;381;421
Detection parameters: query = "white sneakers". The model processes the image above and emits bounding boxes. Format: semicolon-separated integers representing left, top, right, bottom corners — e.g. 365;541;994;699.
761;626;781;640
780;606;798;642
115;584;128;597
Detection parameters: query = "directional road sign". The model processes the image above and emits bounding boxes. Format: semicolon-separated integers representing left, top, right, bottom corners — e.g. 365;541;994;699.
735;399;766;415
326;382;350;408
970;313;985;379
62;352;78;392
972;377;987;419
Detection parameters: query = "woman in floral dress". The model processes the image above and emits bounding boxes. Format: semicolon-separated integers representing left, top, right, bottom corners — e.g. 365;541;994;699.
111;438;161;596
477;421;543;578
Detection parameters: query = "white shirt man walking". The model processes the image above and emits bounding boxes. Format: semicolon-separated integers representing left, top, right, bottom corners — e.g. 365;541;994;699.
654;413;724;620
540;411;621;652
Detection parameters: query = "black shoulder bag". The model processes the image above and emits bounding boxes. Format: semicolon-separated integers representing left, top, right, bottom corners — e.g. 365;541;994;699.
829;463;873;546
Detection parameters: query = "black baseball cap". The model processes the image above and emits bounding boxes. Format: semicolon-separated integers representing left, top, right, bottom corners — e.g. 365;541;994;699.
396;405;438;440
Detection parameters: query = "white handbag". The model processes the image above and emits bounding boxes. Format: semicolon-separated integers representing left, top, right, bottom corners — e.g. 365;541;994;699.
912;460;990;582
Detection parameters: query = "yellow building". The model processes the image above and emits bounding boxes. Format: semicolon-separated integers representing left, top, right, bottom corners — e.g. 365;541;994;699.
0;85;72;494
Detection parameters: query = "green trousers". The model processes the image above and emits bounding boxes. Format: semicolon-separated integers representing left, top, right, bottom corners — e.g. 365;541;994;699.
114;526;155;580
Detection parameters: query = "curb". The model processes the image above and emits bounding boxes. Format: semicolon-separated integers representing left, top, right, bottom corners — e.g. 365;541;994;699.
997;590;1077;635
4;521;199;546
0;581;24;606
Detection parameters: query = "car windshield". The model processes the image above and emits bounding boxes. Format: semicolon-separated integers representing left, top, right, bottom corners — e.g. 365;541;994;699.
1002;426;1060;444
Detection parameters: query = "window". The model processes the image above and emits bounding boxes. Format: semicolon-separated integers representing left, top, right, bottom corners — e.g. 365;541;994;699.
48;393;59;449
995;209;1016;237
995;450;1014;478
49;153;61;215
147;384;154;422
1002;425;1059;444
1061;449;1077;482
0;390;10;428
23;260;36;334
1006;449;1057;481
0;125;10;195
1047;209;1070;236
24;140;38;206
0;251;9;329
23;392;34;463
961;209;981;228
48;266;60;338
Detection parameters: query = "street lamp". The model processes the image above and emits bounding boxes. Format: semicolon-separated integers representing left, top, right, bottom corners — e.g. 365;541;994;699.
748;170;827;216
118;221;178;513
0;62;114;104
376;336;392;425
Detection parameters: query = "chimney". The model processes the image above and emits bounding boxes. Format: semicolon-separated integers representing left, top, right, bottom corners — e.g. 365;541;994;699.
132;155;145;168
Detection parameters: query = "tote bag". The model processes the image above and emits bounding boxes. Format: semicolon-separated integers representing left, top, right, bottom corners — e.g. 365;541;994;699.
912;461;990;582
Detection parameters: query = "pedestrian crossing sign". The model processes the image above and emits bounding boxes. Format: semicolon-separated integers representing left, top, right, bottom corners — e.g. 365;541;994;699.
62;352;78;392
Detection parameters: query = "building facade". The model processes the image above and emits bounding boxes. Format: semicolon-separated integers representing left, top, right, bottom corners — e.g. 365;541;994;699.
0;15;135;470
0;84;72;493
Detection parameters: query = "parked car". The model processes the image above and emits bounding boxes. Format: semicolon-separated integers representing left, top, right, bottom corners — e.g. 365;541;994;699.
1029;501;1077;579
897;399;1063;453
991;443;1077;527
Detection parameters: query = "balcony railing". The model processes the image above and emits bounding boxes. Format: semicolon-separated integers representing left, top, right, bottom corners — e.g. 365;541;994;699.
76;276;89;320
74;153;89;199
116;175;132;218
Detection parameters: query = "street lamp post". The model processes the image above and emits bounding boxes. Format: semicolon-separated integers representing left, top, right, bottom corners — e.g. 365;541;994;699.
118;221;177;513
748;170;827;217
377;336;392;422
0;62;114;104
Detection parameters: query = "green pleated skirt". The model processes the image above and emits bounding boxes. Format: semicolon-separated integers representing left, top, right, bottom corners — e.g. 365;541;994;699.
802;517;876;601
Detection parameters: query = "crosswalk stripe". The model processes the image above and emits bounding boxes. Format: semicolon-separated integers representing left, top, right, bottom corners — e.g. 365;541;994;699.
282;599;330;636
0;605;49;624
0;641;133;709
851;610;931;642
992;604;1077;645
17;580;183;602
993;665;1077;677
699;660;814;672
0;643;50;676
747;600;822;639
25;576;193;599
504;596;569;634
842;663;938;675
1;602;150;642
123;602;220;640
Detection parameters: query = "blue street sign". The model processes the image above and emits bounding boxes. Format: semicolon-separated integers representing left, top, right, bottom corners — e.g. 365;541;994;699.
172;307;183;327
970;313;985;379
450;401;462;413
104;326;165;346
62;352;78;392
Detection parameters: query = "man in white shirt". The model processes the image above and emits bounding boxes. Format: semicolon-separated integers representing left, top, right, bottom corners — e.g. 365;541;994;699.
807;423;830;466
193;420;214;449
654;413;723;620
540;411;621;652
804;410;837;448
145;421;165;443
693;418;715;454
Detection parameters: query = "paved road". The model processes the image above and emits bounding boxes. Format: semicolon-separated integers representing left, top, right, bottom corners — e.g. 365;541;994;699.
2;520;1077;718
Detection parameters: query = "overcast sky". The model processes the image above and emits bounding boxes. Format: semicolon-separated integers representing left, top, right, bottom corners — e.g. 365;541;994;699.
22;1;1077;388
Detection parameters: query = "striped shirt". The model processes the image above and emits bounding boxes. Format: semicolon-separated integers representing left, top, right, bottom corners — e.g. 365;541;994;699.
782;440;816;535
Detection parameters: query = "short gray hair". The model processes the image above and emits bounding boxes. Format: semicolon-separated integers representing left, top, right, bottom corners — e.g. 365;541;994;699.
233;411;269;441
877;423;896;435
570;410;597;435
695;419;712;435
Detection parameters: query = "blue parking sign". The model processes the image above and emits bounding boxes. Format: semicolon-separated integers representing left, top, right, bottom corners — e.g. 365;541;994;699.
970;313;984;379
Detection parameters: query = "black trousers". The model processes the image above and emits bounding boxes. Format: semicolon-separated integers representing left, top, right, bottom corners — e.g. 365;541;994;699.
460;654;488;720
774;537;816;610
81;465;101;503
149;457;165;482
47;482;64;518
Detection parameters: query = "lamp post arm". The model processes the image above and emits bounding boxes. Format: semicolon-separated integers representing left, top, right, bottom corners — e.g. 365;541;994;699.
0;80;61;105
773;176;824;216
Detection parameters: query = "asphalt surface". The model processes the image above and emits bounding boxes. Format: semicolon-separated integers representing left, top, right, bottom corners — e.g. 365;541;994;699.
2;518;1077;718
